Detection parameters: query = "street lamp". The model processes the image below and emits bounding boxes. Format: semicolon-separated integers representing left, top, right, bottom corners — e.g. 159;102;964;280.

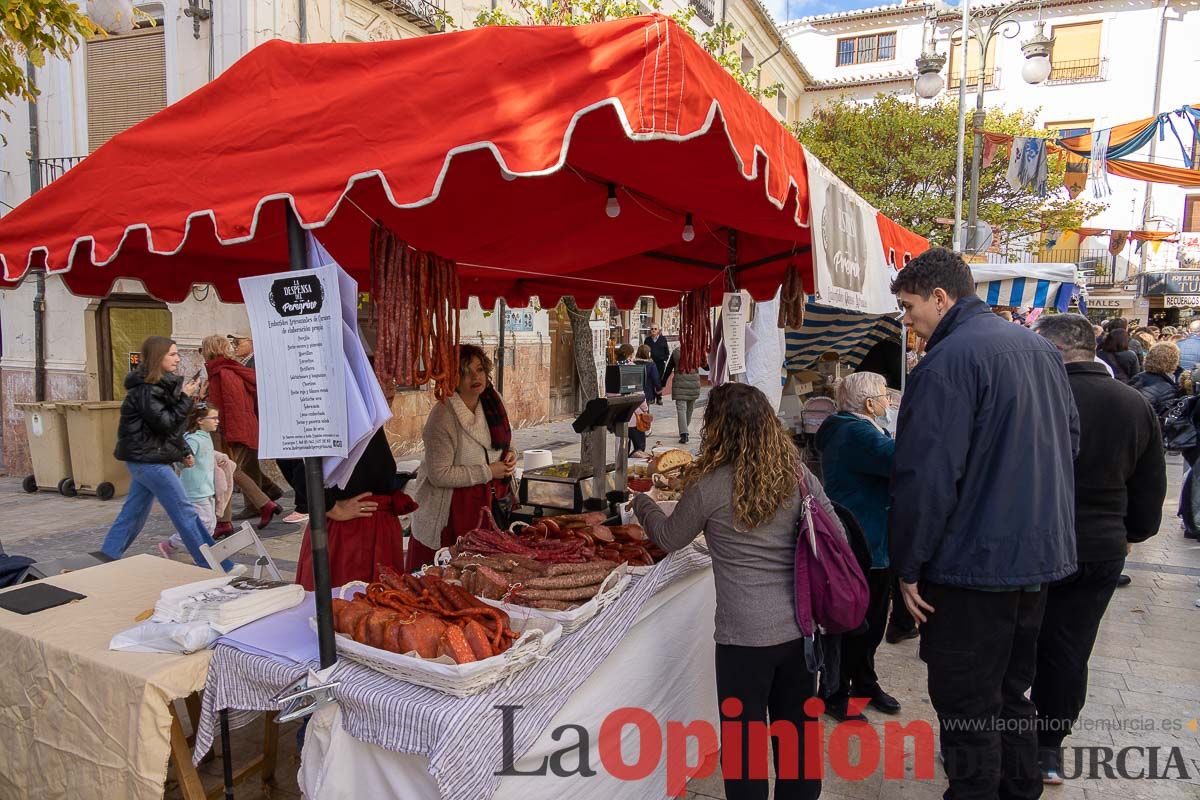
915;0;1054;253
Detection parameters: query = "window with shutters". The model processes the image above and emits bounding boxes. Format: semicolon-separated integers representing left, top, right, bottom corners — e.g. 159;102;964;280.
1184;196;1200;233
948;35;997;90
835;32;897;66
85;26;167;152
776;88;788;119
1048;21;1103;83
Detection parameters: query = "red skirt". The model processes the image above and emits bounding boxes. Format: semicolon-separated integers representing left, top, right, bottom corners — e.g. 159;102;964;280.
296;493;407;591
404;479;509;572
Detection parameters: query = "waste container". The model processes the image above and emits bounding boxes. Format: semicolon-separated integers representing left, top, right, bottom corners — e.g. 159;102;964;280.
58;401;128;500
15;402;74;496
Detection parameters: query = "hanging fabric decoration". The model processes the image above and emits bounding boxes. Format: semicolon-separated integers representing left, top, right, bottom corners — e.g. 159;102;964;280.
1006;137;1028;191
1151;240;1163;254
1108;230;1129;255
1089;129;1112;197
1044;230;1060;251
1063;151;1088;199
1006;137;1048;195
678;285;711;372
982;136;1001;170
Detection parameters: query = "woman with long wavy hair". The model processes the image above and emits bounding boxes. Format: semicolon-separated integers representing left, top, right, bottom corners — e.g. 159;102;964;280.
630;382;842;800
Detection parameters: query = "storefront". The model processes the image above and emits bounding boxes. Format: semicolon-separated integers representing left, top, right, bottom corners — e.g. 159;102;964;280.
1140;271;1200;326
1084;294;1136;323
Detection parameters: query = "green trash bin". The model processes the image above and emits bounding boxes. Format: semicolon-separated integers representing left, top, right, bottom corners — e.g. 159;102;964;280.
58;401;128;500
15;402;74;496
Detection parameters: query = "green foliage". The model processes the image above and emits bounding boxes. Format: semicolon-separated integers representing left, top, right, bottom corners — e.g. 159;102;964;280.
474;0;782;100
0;0;97;103
790;94;1106;249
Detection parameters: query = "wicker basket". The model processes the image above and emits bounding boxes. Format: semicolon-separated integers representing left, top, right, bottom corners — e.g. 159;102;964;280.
318;583;562;697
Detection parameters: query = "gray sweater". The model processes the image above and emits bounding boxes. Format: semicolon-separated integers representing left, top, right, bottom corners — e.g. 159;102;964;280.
632;463;842;647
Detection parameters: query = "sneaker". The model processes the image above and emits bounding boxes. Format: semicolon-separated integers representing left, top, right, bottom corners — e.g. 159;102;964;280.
282;511;309;525
157;540;178;559
1039;747;1064;785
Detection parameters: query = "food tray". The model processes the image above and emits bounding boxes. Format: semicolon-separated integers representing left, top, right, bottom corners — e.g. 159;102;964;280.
435;550;631;635
317;582;562;697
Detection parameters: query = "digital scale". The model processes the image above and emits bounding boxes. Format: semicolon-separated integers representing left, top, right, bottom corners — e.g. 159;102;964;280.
517;393;644;515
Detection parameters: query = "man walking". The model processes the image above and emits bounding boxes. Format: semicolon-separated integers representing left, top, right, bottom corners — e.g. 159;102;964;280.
1176;319;1200;371
1032;313;1165;783
644;324;670;404
889;248;1079;800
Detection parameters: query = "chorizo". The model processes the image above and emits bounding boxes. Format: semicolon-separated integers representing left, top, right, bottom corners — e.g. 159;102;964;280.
545;560;617;576
519;571;607;589
437;625;477;664
514;584;604;601
462;619;495;661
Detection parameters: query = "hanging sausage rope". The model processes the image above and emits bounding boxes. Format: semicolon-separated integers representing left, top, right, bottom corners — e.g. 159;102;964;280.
678;285;711;372
370;222;460;400
777;263;805;329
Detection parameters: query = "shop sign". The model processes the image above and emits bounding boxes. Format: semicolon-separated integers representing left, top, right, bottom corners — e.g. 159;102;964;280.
1164;295;1200;308
504;308;534;332
1087;297;1133;309
1140;271;1200;296
240;263;349;459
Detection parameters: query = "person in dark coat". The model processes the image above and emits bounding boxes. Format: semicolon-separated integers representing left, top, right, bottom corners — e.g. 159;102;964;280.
1097;328;1140;382
101;336;231;569
1031;313;1166;783
634;344;662;407
1128;342;1182;419
815;371;901;722
643;324;670;404
666;346;701;443
889;248;1079;800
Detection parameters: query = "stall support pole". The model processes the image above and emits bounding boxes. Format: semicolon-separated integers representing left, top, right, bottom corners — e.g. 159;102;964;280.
286;208;337;670
497;298;507;395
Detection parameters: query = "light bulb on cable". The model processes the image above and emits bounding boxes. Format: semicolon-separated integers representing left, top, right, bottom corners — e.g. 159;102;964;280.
682;213;695;242
605;184;621;218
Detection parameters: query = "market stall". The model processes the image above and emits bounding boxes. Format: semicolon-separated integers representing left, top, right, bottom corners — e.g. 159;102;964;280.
970;262;1079;311
0;14;926;799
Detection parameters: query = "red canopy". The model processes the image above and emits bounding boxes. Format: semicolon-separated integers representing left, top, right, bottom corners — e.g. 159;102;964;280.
0;15;922;306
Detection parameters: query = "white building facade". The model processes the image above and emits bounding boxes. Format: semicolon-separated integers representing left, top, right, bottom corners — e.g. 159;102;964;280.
784;0;1200;323
0;0;806;473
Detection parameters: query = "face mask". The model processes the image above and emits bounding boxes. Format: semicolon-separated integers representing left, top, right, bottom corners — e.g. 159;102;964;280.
877;406;896;430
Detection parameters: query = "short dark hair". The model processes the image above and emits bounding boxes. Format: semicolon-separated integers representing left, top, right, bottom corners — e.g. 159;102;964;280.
889;247;975;300
1033;313;1096;362
1101;328;1129;353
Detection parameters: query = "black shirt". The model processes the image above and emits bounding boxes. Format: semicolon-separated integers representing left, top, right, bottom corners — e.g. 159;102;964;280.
324;429;397;510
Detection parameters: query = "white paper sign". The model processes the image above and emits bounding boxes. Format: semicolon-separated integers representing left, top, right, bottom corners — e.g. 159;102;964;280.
804;150;898;315
239;265;348;459
722;290;749;376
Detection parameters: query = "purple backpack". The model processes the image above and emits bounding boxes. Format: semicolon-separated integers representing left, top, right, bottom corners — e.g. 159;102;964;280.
794;472;869;636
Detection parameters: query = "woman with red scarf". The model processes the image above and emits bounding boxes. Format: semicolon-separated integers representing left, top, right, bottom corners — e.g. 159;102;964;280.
408;345;516;570
295;428;417;589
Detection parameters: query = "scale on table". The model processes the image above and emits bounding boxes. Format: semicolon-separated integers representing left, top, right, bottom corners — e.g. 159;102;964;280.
518;393;644;514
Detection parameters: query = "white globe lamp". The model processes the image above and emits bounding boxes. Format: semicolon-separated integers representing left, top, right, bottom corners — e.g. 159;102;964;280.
1021;23;1054;85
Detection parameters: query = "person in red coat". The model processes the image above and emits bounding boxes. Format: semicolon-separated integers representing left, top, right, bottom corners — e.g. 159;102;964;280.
200;335;282;530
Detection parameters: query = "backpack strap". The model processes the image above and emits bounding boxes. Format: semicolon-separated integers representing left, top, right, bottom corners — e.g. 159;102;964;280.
794;463;819;558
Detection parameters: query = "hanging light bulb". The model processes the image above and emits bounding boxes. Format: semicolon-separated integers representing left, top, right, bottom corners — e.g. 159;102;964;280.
682;213;695;242
605;184;621;218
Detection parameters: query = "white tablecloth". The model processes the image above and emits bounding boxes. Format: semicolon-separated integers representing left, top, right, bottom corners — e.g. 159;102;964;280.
299;567;718;799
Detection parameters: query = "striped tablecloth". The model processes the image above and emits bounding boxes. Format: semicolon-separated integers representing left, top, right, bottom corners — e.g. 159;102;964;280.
194;545;712;800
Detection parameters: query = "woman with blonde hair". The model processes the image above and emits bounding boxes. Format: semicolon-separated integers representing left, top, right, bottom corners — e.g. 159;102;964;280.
1129;342;1181;418
631;382;840;800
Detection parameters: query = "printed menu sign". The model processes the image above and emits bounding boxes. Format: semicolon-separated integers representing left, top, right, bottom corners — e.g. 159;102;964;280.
239;265;348;459
722;290;749;376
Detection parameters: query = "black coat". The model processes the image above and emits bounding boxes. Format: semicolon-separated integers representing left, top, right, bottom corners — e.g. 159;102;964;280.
889;295;1079;587
644;335;671;367
1128;371;1181;419
1065;362;1165;561
1098;349;1139;383
114;370;194;464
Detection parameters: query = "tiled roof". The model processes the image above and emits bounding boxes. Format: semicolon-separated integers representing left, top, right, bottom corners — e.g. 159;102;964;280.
779;1;928;29
808;67;916;89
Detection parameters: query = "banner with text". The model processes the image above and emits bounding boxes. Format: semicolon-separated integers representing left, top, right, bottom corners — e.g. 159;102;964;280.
804;151;898;315
240;265;348;459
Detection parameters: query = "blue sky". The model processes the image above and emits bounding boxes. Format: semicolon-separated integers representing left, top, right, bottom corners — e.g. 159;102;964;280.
767;0;944;23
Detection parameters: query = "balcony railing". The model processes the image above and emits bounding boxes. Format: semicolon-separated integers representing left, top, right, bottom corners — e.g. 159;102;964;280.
372;0;446;33
1021;247;1134;289
948;67;998;91
689;0;715;25
33;156;85;190
1046;57;1106;85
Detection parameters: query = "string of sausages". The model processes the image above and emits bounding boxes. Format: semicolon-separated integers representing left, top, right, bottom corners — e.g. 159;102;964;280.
778;263;805;329
370;223;461;401
678;285;711;372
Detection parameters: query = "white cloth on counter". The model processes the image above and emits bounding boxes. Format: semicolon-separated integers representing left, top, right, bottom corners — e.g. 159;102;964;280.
153;575;304;634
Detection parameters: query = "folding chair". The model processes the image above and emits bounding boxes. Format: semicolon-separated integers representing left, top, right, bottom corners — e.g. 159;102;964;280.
199;522;284;581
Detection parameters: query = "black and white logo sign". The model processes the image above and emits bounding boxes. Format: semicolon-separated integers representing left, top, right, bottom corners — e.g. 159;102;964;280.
821;182;868;294
269;275;324;317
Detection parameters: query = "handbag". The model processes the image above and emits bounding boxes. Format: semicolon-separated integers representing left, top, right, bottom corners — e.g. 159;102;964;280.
1163;395;1198;452
483;446;515;529
793;469;869;637
635;411;653;433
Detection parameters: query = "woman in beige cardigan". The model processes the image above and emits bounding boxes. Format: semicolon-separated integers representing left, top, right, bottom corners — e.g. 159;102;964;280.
407;344;517;569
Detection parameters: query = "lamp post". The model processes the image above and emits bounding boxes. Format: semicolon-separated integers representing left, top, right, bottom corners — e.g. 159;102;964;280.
915;1;1054;254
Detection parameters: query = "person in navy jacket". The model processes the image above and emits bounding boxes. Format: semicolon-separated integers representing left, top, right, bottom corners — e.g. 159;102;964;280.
889;248;1079;800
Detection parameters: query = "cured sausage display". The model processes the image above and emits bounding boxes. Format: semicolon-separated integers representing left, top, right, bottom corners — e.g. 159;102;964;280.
678;285;711;372
778;263;805;329
370;223;461;401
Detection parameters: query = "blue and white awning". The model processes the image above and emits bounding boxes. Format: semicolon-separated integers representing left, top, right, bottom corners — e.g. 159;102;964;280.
971;263;1077;311
785;303;902;372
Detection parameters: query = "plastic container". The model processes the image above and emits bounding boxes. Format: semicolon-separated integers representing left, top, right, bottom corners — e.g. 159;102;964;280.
57;401;128;500
15;402;74;496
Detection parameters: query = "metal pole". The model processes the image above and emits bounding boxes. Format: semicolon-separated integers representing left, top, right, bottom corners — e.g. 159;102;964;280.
952;0;971;252
965;81;987;255
27;59;46;403
496;298;506;395
285;207;336;670
1138;0;1170;275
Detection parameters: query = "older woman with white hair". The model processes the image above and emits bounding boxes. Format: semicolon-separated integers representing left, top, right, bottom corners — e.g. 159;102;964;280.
813;370;901;722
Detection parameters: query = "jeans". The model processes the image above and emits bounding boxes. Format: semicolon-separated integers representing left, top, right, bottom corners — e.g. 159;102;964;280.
919;582;1047;800
102;462;232;570
676;399;696;435
715;638;821;800
1032;558;1124;749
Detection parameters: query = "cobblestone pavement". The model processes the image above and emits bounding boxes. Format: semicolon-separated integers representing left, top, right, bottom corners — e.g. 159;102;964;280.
9;391;1200;799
